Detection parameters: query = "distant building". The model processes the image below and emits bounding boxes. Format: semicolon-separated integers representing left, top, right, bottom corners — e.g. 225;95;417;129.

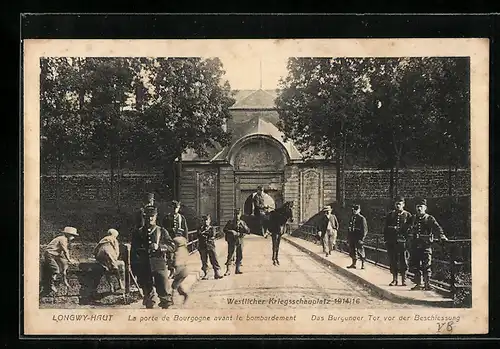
176;89;337;224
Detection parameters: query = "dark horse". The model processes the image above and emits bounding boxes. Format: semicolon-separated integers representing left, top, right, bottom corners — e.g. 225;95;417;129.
264;201;294;266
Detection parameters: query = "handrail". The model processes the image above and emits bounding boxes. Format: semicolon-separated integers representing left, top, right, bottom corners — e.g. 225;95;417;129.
288;222;471;304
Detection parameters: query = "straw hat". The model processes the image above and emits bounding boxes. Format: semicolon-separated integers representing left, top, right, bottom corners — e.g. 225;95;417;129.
61;226;79;236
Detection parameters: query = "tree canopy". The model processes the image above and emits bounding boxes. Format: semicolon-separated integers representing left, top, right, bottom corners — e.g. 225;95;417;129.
40;56;234;199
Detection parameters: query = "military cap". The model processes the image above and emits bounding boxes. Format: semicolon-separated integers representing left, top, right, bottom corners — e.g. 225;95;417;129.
234;208;242;214
257;185;263;190
416;198;427;206
202;214;211;220
143;205;158;216
395;196;405;203
352;204;361;210
322;205;332;212
171;200;181;207
145;192;155;200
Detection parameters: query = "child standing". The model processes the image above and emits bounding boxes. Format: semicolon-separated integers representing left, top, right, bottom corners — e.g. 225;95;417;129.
171;234;190;305
41;226;79;296
196;215;223;280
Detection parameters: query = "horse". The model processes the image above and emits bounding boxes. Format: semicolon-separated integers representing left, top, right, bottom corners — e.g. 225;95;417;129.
264;201;294;266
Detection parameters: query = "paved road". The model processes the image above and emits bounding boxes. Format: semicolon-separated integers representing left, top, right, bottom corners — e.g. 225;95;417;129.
170;235;428;309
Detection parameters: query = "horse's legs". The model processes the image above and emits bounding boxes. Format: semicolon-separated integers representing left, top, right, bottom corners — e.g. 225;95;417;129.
271;233;277;264
276;234;281;265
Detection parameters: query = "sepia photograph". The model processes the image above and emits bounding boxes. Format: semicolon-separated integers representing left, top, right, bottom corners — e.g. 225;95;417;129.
23;38;489;335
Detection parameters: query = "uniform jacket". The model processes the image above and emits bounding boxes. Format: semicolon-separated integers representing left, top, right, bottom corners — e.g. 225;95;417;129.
130;224;175;272
162;213;189;239
410;213;447;248
348;213;368;241
223;219;250;246
316;213;340;235
196;225;217;250
383;209;413;243
251;192;275;216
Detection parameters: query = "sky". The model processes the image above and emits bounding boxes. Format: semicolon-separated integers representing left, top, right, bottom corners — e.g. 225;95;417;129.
217;55;289;90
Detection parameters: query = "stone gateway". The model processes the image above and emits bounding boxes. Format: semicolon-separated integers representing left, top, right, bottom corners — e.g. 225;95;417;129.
177;89;338;225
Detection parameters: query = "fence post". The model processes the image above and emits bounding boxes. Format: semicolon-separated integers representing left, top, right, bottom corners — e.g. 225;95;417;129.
123;243;131;295
375;236;379;265
449;242;456;300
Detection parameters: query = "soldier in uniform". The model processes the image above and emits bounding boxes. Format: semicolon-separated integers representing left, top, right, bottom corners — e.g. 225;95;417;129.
383;196;413;286
196;214;223;280
316;205;340;257
130;206;176;309
162;200;189;278
223;208;250;276
347;204;368;269
409;198;448;291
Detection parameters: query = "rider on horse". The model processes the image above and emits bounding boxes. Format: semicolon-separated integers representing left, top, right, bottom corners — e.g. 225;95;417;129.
251;186;274;238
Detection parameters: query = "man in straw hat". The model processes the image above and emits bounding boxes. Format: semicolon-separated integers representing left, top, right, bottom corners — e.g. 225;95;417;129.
316;205;340;257
347;204;368;270
130;205;176;309
40;226;79;296
409;198;448;291
384;196;413;286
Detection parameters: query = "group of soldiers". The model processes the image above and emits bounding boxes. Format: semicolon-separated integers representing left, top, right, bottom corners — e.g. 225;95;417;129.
130;193;259;309
316;196;448;291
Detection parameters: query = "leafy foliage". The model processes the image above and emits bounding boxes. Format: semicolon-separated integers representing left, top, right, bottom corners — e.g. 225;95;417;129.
40;57;234;193
276;57;470;169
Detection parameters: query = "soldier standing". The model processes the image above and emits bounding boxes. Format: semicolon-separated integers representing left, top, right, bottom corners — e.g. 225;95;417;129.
130;206;176;309
223;208;250;276
196;214;223;280
347;204;368;270
409;198;448;291
162;200;189;278
316;205;340;257
383;196;412;286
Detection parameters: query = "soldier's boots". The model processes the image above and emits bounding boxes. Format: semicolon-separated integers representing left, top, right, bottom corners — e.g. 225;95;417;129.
201;270;209;280
214;271;223;279
423;275;432;291
224;268;231;276
347;260;356;269
389;273;398;286
235;266;243;274
401;274;407;286
276;259;280;266
360;261;365;270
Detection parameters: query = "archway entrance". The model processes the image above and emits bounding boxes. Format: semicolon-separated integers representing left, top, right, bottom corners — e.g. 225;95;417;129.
230;136;288;226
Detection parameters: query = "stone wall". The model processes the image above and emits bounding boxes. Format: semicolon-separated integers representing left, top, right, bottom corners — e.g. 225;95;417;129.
41;171;166;203
345;168;470;200
41;167;471;206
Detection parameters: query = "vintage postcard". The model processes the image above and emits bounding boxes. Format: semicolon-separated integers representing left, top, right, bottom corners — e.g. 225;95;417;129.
23;38;489;335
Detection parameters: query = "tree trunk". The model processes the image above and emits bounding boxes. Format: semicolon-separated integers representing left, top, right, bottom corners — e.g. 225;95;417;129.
110;150;115;203
394;156;401;198
336;146;345;208
389;167;394;200
55;154;62;210
117;148;121;210
341;133;347;207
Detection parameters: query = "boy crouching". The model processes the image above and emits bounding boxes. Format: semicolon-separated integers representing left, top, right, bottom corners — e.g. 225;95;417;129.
41;226;79;296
